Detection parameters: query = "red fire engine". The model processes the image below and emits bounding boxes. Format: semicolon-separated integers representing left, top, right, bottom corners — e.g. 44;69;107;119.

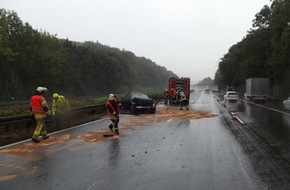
166;77;190;105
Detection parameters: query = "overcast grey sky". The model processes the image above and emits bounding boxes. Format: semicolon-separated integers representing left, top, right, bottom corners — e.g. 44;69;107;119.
2;0;271;83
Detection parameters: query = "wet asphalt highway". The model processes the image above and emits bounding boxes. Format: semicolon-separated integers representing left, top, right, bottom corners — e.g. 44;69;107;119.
1;91;290;190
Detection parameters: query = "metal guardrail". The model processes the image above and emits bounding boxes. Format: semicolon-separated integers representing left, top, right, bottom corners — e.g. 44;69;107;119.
0;100;29;107
0;114;33;125
0;104;106;125
0;99;162;146
0;104;107;147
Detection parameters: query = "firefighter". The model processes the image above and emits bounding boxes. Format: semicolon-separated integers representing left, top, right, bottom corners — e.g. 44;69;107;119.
30;87;51;142
164;89;169;105
106;94;120;134
52;93;70;128
170;88;177;104
178;90;189;110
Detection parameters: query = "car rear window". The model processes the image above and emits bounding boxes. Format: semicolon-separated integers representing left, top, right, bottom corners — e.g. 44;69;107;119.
228;93;237;95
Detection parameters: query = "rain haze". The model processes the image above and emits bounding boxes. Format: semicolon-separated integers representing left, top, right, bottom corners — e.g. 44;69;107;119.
2;0;271;84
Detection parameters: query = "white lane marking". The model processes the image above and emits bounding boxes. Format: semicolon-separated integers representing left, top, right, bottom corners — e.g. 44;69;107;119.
230;111;244;124
236;116;245;124
86;182;97;190
239;99;290;116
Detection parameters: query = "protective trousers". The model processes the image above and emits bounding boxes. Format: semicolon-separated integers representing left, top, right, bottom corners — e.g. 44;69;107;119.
109;115;119;134
180;99;189;110
32;114;48;139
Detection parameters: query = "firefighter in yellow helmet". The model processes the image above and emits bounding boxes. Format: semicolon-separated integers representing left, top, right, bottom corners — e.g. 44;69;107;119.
30;87;51;142
52;93;70;128
52;93;60;115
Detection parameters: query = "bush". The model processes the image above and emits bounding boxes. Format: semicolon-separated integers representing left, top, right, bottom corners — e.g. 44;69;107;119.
0;91;164;117
0;105;30;117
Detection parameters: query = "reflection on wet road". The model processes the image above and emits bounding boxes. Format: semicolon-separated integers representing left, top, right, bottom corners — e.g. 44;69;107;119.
1;91;290;189
230;98;290;153
222;93;290;189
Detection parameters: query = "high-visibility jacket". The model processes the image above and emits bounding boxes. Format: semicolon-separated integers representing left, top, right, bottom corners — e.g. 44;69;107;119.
60;96;70;111
52;98;62;115
30;94;49;115
106;99;120;117
52;96;70;115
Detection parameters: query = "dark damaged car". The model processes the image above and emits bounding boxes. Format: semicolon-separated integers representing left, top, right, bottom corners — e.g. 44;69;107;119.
121;92;156;114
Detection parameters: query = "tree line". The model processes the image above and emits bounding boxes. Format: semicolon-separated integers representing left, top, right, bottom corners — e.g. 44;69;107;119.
214;0;290;89
0;9;177;101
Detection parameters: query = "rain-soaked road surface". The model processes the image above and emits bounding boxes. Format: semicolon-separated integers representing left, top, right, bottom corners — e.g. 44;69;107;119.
1;91;290;190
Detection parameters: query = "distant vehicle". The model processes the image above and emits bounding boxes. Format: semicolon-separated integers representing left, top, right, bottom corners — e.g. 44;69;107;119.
211;86;218;93
121;92;156;114
244;78;269;102
224;91;238;101
226;86;236;92
283;96;290;110
205;85;210;93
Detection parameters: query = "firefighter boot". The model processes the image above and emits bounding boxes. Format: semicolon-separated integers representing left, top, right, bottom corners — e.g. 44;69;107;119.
109;124;113;132
114;128;119;135
42;135;50;140
31;136;40;143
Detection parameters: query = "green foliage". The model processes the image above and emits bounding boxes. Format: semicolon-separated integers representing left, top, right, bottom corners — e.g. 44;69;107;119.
0;105;30;117
145;91;164;99
0;9;177;102
94;97;109;104
0;90;165;117
197;77;213;86
214;0;290;87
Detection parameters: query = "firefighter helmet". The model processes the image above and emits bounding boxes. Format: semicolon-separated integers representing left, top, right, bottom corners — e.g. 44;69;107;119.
53;93;59;99
36;87;47;93
108;94;115;100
